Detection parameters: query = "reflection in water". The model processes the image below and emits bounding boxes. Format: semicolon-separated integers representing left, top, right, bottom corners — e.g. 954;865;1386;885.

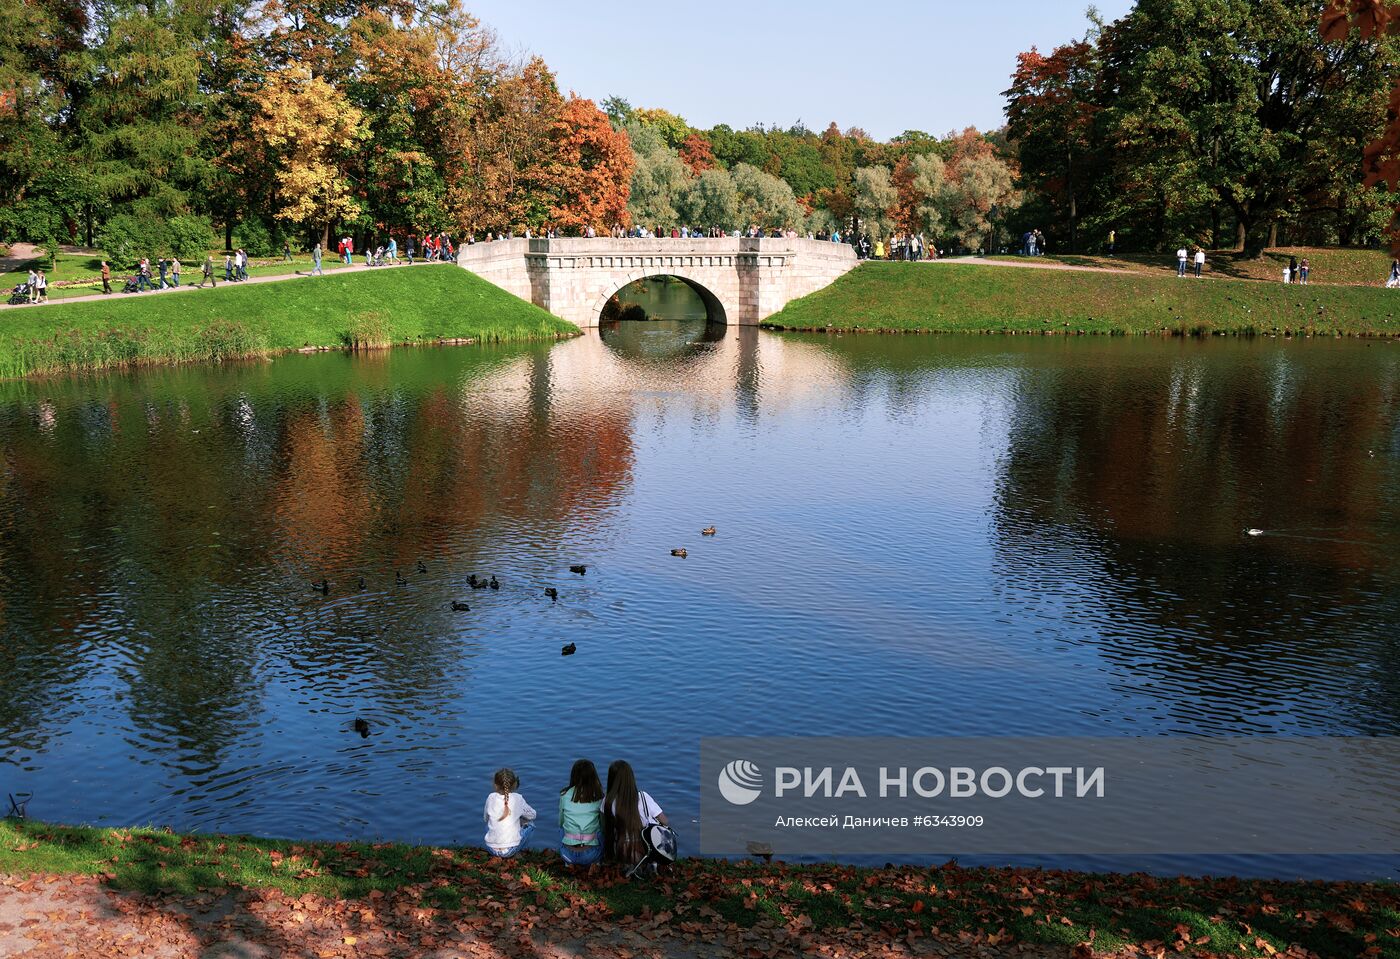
0;334;1397;878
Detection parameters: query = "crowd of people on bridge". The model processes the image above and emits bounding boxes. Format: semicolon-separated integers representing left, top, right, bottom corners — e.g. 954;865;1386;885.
481;759;676;874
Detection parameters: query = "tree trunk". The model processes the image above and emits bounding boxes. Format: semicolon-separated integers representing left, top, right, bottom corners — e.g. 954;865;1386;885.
321;222;331;250
1235;220;1247;253
224;220;233;252
1267;221;1279;249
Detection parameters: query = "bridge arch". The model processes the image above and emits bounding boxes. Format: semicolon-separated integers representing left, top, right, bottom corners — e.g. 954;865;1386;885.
591;271;730;326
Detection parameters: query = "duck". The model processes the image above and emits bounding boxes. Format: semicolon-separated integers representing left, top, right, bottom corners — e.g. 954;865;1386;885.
1246;529;1264;537
544;587;558;601
312;579;330;595
701;527;717;536
569;565;587;575
352;718;370;738
489;576;500;590
416;560;428;574
467;574;479;588
471;575;489;590
450;600;471;612
671;548;688;558
395;570;408;586
356;577;366;591
561;643;577;656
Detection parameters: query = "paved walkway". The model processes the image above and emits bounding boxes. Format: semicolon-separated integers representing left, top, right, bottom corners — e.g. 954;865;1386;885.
1;260;449;310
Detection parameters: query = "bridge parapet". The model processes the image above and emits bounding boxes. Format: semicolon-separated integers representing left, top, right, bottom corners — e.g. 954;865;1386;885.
457;236;857;328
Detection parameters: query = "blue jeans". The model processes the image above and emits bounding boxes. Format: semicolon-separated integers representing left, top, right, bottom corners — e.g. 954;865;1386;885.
560;838;601;866
1178;261;1187;276
489;821;534;858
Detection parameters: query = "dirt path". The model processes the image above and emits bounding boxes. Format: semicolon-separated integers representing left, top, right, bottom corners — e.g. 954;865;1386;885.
0;874;1063;958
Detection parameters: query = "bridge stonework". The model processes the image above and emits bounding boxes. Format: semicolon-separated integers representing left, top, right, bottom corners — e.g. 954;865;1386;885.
455;237;857;328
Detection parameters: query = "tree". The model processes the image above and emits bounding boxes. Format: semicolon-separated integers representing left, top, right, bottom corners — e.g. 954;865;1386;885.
853;166;897;238
550;96;634;232
683;168;739;230
943;152;1020;251
907;154;949;237
1004;41;1101;251
679;133;716;174
249;66;367;245
732;163;805;230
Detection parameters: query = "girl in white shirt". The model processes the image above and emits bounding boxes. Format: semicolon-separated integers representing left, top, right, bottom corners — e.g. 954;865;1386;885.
483;768;536;858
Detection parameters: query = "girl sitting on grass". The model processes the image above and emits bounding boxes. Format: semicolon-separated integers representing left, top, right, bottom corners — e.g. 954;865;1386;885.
483;767;536;858
558;759;604;866
603;760;670;867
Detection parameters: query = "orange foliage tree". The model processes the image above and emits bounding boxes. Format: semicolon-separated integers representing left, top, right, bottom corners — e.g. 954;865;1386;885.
549;96;634;232
1324;0;1400;251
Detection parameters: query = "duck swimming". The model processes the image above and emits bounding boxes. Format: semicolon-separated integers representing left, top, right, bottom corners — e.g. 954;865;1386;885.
416;560;428;574
670;548;688;558
561;643;577;656
569;565;587;575
701;527;716;536
489;576;500;590
352;718;370;738
312;579;330;595
450;600;470;611
395;570;407;586
357;577;366;591
544;587;558;601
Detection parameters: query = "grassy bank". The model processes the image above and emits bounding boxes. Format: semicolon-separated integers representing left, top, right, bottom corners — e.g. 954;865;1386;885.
984;246;1393;287
764;262;1400;337
0;265;575;378
0;821;1395;957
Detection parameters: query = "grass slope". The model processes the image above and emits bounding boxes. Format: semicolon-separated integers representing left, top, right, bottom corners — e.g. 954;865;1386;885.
0;821;1395;957
0;265;574;378
985;246;1393;287
765;262;1400;337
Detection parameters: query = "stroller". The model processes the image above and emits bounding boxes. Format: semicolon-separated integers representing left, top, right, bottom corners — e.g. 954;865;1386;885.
7;282;31;305
122;275;143;293
626;822;679;880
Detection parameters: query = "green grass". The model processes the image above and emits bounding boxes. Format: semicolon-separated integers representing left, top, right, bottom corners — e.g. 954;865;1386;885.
765;261;1400;337
0;265;574;379
985;245;1394;287
0;820;1395;957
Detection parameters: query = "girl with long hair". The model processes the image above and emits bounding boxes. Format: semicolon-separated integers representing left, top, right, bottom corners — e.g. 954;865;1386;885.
483;767;536;858
558;759;604;866
603;760;669;866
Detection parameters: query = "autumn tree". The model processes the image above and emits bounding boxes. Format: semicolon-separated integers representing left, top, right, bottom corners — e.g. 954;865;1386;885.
250;66;367;246
549;96;634;232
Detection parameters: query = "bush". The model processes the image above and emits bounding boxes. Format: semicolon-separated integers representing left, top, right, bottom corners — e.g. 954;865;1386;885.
97;214;151;268
165;215;215;260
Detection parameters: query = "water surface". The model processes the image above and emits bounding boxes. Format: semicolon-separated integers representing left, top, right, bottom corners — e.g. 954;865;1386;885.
1;326;1396;878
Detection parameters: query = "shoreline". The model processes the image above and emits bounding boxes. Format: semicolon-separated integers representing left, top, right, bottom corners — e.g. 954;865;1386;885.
762;262;1400;339
0;266;578;381
0;820;1395;958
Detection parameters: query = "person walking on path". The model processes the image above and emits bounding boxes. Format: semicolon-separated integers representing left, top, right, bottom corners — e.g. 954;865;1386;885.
311;242;323;275
223;253;233;283
200;255;216;288
1107;229;1116;256
158;258;169;290
406;236;416;264
386;236;397;264
1177;246;1188;277
35;269;47;303
171;257;180;287
1194;248;1206;278
283;240;292;263
1299;258;1310;285
100;261;111;295
27;267;38;303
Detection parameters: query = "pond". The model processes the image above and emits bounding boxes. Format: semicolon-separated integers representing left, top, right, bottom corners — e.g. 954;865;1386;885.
0;325;1397;879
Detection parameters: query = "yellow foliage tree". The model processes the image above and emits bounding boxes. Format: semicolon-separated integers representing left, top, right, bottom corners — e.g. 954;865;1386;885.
250;67;367;246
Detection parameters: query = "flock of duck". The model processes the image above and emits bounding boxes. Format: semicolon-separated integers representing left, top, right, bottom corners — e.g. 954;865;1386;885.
310;525;719;686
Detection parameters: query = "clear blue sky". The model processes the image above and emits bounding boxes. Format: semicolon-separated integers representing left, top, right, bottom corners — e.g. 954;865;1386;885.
465;0;1134;141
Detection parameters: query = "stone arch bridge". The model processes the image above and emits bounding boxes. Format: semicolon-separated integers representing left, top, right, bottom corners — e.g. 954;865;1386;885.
455;237;857;328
